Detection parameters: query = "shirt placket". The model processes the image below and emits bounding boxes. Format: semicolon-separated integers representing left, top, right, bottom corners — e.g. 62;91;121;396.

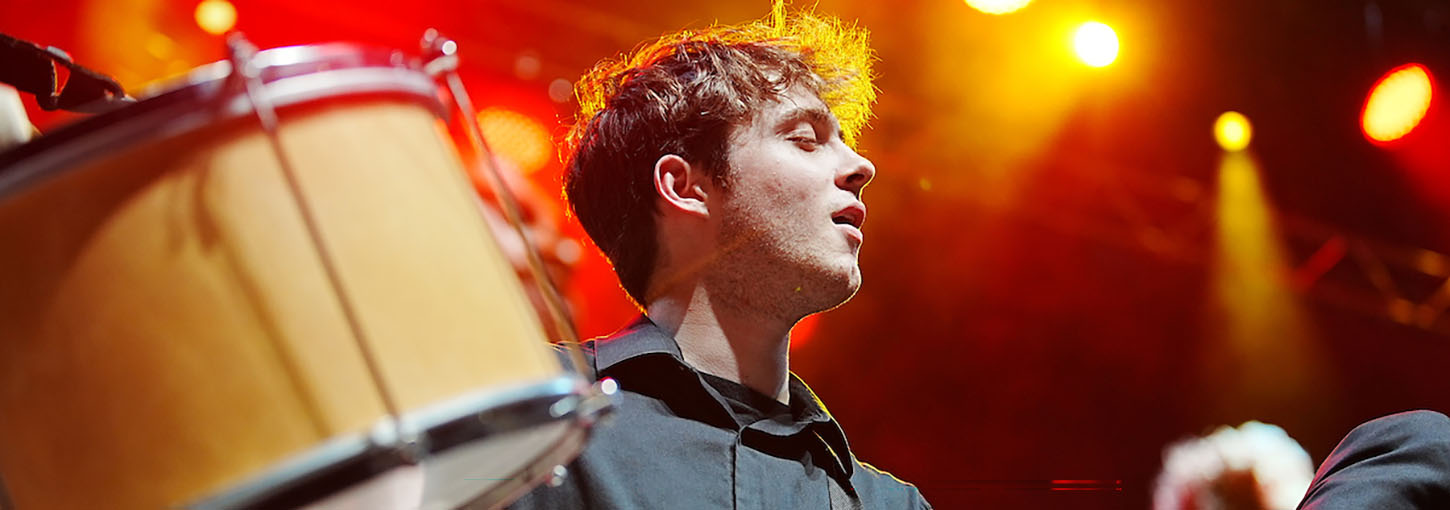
734;423;839;510
732;431;749;510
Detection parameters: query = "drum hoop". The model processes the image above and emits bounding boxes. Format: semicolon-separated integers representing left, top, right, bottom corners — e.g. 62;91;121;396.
187;374;593;510
0;44;446;201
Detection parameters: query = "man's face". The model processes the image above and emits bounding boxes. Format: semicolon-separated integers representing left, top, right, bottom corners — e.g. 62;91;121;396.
705;86;876;320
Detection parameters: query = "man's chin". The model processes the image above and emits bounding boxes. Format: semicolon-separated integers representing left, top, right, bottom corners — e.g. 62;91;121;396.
813;271;862;313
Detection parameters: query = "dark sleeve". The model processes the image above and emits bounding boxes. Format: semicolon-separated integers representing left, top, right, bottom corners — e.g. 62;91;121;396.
1297;410;1450;510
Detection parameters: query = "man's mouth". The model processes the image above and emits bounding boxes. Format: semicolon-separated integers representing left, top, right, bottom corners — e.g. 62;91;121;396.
830;203;866;230
831;203;867;244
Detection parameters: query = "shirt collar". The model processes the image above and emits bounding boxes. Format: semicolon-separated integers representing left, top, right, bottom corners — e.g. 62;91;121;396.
781;373;855;480
592;315;856;481
593;315;684;372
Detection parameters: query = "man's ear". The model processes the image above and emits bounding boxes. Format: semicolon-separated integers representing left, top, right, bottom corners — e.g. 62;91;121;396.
653;154;711;218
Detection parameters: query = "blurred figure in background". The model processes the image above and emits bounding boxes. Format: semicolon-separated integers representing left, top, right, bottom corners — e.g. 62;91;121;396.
1154;421;1315;510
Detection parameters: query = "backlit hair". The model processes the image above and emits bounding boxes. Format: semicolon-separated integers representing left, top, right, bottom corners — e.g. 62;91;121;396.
562;5;877;305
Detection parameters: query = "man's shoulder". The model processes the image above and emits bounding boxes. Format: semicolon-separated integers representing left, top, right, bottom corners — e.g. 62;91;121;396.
546;315;682;380
850;458;933;509
1299;409;1450;510
546;339;599;379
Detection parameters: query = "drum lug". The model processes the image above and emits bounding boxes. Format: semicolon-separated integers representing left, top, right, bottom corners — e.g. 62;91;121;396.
418;28;459;77
547;464;568;487
546;377;617;425
581;377;619;424
395;431;429;466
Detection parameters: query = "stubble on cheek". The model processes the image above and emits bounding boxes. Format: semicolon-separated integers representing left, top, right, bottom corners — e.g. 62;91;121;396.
708;200;861;318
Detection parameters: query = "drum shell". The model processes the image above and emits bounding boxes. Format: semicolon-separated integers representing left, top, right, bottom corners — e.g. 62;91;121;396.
0;97;562;509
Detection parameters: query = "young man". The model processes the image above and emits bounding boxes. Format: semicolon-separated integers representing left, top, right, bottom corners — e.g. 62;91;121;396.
506;7;931;510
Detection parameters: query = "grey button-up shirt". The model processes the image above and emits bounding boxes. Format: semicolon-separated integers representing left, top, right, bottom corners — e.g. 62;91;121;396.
507;316;931;509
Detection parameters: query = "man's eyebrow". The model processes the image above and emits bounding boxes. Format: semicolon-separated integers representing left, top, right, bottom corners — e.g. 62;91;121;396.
774;107;841;139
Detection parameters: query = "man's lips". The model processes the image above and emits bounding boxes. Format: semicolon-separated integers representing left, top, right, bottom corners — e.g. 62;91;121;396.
831;202;867;230
831;202;866;246
836;223;864;244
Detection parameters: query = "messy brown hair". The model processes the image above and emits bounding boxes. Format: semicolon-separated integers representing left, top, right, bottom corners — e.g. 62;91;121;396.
562;6;876;305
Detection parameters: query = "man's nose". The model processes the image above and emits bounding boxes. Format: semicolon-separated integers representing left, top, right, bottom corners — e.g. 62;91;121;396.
836;149;876;197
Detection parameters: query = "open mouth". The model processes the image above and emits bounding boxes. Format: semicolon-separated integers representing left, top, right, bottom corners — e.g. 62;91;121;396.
831;204;866;230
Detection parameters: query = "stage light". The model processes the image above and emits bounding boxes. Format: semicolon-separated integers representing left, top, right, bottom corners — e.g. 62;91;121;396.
477;107;552;174
1214;111;1253;152
1362;63;1434;143
1211;151;1325;409
1073;21;1118;68
547;78;573;103
965;0;1032;15
194;0;237;35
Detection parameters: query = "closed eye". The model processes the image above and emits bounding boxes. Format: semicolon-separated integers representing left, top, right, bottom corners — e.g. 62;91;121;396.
789;135;823;151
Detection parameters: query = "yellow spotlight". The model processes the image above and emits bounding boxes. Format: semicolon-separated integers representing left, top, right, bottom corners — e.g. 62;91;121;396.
477;107;553;174
1073;21;1119;68
1214;111;1253;152
1209;151;1326;413
1362;63;1434;143
194;0;237;35
965;0;1032;15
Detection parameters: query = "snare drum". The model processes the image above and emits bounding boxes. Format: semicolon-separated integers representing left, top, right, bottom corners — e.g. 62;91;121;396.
0;42;598;510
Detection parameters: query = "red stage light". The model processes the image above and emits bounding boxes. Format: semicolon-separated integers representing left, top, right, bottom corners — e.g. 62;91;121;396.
1362;63;1434;144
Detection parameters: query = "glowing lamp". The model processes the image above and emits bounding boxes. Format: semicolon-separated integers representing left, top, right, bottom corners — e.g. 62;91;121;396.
195;0;237;35
1362;63;1434;143
1214;111;1253;152
477;107;553;174
1073;21;1118;68
965;0;1033;15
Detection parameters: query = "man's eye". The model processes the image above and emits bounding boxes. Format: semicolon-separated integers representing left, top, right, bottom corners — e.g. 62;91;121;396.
789;136;821;150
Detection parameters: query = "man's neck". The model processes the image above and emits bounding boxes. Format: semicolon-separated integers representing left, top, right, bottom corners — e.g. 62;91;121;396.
647;286;796;404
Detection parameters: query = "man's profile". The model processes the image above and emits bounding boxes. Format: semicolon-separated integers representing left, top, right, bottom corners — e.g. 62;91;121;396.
505;5;931;509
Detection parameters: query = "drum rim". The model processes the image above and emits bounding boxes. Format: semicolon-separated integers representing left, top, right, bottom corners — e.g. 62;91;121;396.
188;374;595;510
0;43;448;201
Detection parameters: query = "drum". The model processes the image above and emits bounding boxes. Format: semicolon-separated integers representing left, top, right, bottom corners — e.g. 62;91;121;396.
0;42;600;510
